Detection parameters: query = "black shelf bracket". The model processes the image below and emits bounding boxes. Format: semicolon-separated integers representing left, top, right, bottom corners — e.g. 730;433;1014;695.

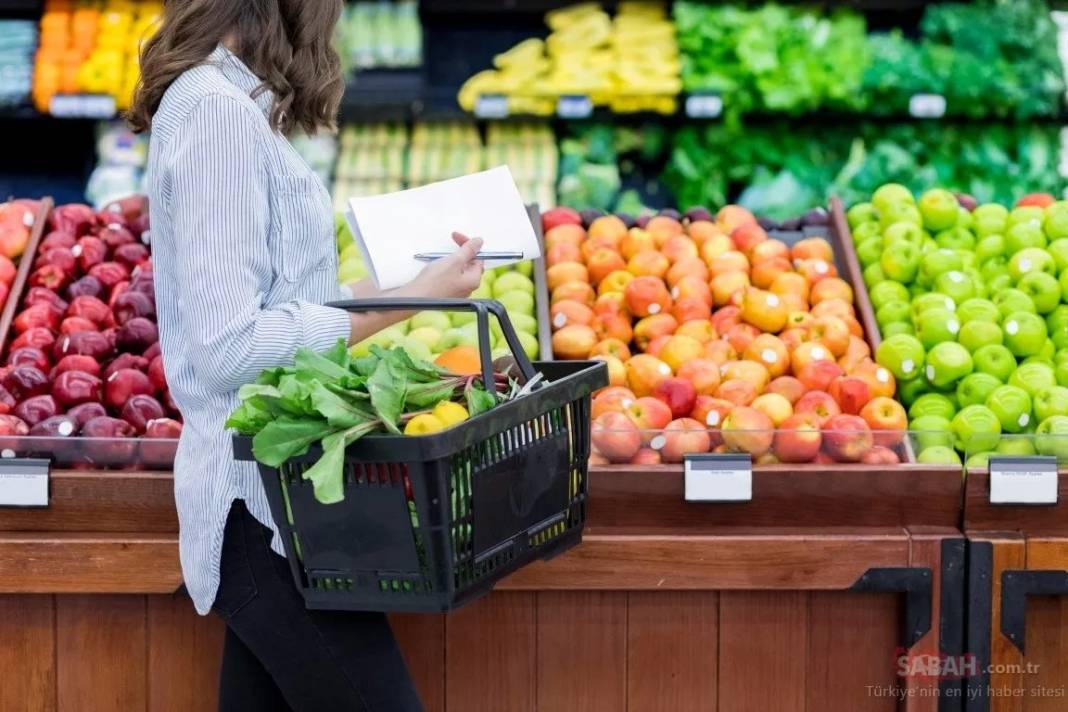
1000;570;1068;654
850;565;933;649
965;542;992;712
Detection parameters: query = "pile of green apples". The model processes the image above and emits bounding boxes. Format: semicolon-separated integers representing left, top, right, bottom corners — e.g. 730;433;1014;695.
849;184;1068;467
336;214;541;362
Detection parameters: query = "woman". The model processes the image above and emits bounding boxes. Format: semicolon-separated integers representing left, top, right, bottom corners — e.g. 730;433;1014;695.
129;2;482;709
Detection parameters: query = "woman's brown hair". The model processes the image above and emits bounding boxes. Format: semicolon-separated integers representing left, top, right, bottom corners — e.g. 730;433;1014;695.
128;0;344;135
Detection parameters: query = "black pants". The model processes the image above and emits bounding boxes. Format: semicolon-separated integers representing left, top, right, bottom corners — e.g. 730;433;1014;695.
213;500;423;712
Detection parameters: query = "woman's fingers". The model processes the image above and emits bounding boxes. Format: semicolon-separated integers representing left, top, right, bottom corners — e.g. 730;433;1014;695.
451;231;470;247
457;236;483;263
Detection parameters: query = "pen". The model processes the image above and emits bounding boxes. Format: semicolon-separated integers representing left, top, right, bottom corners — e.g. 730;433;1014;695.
413;251;525;262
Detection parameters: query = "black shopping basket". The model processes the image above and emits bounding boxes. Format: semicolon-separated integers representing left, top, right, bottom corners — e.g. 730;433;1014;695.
233;298;607;613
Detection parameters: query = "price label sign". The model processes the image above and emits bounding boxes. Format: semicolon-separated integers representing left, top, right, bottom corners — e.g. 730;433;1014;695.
0;458;49;508
909;94;947;119
989;456;1059;506
557;95;593;119
685;93;723;119
474;94;509;119
49;94;117;119
684;453;752;503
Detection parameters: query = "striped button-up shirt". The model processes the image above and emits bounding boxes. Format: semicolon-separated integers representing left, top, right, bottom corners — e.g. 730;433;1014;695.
146;45;352;614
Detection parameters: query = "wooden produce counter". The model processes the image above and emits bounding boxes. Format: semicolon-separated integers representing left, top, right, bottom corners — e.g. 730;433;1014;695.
963;471;1068;710
0;463;965;711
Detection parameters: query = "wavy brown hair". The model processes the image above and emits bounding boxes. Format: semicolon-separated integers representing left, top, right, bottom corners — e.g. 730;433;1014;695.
128;0;344;135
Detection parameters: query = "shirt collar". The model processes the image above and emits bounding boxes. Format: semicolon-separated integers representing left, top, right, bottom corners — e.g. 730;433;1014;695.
207;44;273;116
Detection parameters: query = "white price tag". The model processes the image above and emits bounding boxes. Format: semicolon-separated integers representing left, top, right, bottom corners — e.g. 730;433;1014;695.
684;454;752;502
49;94;117;119
989;456;1059;505
909;94;947;119
0;459;49;507
556;95;593;119
474;94;509;119
685;93;723;118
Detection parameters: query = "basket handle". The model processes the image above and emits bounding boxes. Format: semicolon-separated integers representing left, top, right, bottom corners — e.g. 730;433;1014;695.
326;298;538;387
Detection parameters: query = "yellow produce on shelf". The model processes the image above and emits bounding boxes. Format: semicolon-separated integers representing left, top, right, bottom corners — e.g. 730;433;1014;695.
457;1;680;116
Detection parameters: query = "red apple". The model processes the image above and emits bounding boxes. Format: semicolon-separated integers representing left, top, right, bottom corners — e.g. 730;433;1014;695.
629;448;662;465
625;397;673;443
772;413;822;463
827;376;873;415
794;390;841;427
657;418;712;463
859;396;908;448
591;412;642;463
720;406;774;457
652;377;698;419
822;414;874;463
861;446;900;465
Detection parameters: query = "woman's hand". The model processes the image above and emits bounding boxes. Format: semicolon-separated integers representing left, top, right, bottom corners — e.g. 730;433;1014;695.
406;233;485;299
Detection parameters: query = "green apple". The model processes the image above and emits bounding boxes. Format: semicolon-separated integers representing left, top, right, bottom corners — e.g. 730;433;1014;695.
880;203;923;231
911;293;957;319
1034;385;1068;422
996;437;1037;456
437;327;464;351
398;336;434;363
863;263;887;287
853;221;883;245
909;393;958;421
958;320;1003;353
1008;206;1046;228
876;300;912;329
406;326;443;351
980;255;1009;280
964;269;986;299
897;377;932;407
515;261;534;278
934;270;975;304
986;384;1033;432
516;331;539;359
1047;238;1068;274
1017;271;1061;314
973;344;1018;382
872;183;915;212
847;202;878;229
1043;202;1068;238
919;188;960;232
1056;360;1068;388
925;342;973;387
956;298;1000;325
918;445;963;466
957;372;1003;408
974;203;1009;237
876;333;926;381
993;289;1037;318
1057;269;1068;305
410;311;452;332
1035;414;1068;459
450;310;476;327
1039;338;1057;363
915;308;961;350
919;249;964;284
951;404;1002;453
492;272;535;298
975;234;1007;264
480;269;497;286
1006;221;1047;255
1009;361;1057;397
988;273;1013;295
856;238;885;268
911;415;955;451
870;281;910;310
470;284;492;300
882;322;915;337
880;242;922;283
508;312;538;335
1003;311;1048;357
965;452;992;469
958;206;974;231
884;221;925;247
497;291;535;315
934;226;976;251
1009;247;1057;281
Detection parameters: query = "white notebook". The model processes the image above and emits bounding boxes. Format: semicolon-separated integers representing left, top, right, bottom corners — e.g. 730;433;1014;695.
344;165;541;290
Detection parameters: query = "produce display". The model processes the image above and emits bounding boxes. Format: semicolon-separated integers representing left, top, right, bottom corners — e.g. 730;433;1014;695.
0;199;181;460
0;199;41;310
675;0;1062;121
227;341;510;504
33;0;162;114
336;0;422;72
0;21;37;108
542;205;906;465
84;121;150;208
458;2;681;116
854;185;1068;466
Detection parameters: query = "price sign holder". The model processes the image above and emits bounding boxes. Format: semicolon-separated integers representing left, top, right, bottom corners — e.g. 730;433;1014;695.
685;93;723;119
684;453;752;503
49;94;117;119
474;94;509;119
556;95;593;119
908;94;946;119
989;456;1058;506
0;458;50;508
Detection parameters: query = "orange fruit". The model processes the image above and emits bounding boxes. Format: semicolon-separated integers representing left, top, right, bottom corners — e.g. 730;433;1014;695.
434;346;482;376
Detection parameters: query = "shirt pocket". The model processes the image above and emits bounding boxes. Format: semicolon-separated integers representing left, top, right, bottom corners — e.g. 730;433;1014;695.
267;172;334;283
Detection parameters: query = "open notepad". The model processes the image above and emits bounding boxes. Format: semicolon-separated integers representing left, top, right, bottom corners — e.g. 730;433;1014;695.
343;166;541;290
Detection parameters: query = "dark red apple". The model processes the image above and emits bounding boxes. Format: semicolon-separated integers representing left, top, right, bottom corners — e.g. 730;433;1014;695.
53;370;103;408
105;369;153;410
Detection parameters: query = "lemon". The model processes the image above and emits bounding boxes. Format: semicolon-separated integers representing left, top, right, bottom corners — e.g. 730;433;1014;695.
432;401;470;428
404;414;446;436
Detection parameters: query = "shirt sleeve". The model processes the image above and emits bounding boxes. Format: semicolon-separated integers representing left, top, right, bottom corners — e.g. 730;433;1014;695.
168;95;351;394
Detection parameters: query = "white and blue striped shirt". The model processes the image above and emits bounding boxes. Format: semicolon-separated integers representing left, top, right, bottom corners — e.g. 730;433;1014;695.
146;45;352;614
